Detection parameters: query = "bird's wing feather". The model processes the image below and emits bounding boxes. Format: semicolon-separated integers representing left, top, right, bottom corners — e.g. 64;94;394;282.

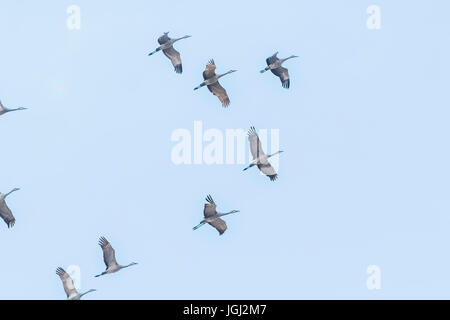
207;81;230;107
56;267;77;298
208;218;227;235
157;34;170;45
99;237;118;268
270;66;290;88
162;47;182;73
0;199;15;228
248;127;266;160
204;194;217;218
257;162;278;181
0;100;4;112
203;59;216;79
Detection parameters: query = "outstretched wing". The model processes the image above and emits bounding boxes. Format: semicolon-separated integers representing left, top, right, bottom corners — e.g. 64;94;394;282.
157;33;170;45
270;66;290;89
208;218;227;235
0;199;15;228
207;81;230;107
162;47;183;73
248;126;266;160
204;194;217;218
257;162;278;181
99;237;118;269
203;59;216;80
56;267;77;298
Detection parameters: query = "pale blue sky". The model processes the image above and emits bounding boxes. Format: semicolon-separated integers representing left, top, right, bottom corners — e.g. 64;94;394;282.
0;0;449;299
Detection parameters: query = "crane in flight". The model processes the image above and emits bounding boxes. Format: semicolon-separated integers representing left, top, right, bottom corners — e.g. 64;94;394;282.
194;59;237;107
0;188;20;228
260;52;298;89
243;127;283;181
56;267;96;300
193;195;239;235
95;236;138;277
148;32;191;74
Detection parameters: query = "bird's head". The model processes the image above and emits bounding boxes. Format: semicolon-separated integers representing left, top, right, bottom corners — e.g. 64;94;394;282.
164;31;169;35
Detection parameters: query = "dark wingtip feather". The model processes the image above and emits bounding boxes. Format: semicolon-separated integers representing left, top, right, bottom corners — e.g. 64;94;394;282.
174;64;182;74
268;174;278;181
282;79;290;89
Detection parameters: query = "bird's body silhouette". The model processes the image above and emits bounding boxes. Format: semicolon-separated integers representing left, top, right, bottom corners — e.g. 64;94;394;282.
0;100;27;117
243;127;283;181
194;60;237;107
193;195;239;235
148;32;191;73
56;267;96;300
0;188;20;228
95;237;137;277
260;52;298;88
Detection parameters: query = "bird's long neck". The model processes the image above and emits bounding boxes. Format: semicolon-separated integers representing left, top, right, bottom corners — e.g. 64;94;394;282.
268;150;282;158
218;210;235;217
281;55;297;63
174;35;190;42
218;70;233;79
123;263;136;269
79;289;95;298
4;189;18;198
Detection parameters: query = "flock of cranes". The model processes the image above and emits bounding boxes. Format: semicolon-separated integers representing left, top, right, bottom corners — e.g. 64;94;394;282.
0;30;296;299
147;32;298;107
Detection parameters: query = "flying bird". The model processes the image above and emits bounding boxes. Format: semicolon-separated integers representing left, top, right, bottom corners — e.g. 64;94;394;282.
0;188;20;228
95;236;137;277
193;195;239;235
194;59;237;107
0;100;27;117
260;52;298;88
243;127;283;181
56;267;96;300
148;32;191;74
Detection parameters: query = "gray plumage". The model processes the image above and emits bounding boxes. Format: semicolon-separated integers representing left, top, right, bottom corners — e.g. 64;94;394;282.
260;52;298;89
193;195;239;235
194;59;237;107
243;127;283;181
148;32;191;74
0;100;27;117
95;237;137;277
0;188;20;228
56;267;96;300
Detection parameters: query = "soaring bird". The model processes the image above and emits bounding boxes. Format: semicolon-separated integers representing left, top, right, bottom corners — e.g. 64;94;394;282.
95;236;137;277
243;127;283;181
260;52;298;89
0;188;20;228
194;59;237;107
193;195;239;235
0;100;27;117
148;32;191;74
56;267;96;300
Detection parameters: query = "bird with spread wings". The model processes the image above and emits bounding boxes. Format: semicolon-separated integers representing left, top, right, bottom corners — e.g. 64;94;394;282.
243;127;283;181
194;59;237;107
193;195;239;235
